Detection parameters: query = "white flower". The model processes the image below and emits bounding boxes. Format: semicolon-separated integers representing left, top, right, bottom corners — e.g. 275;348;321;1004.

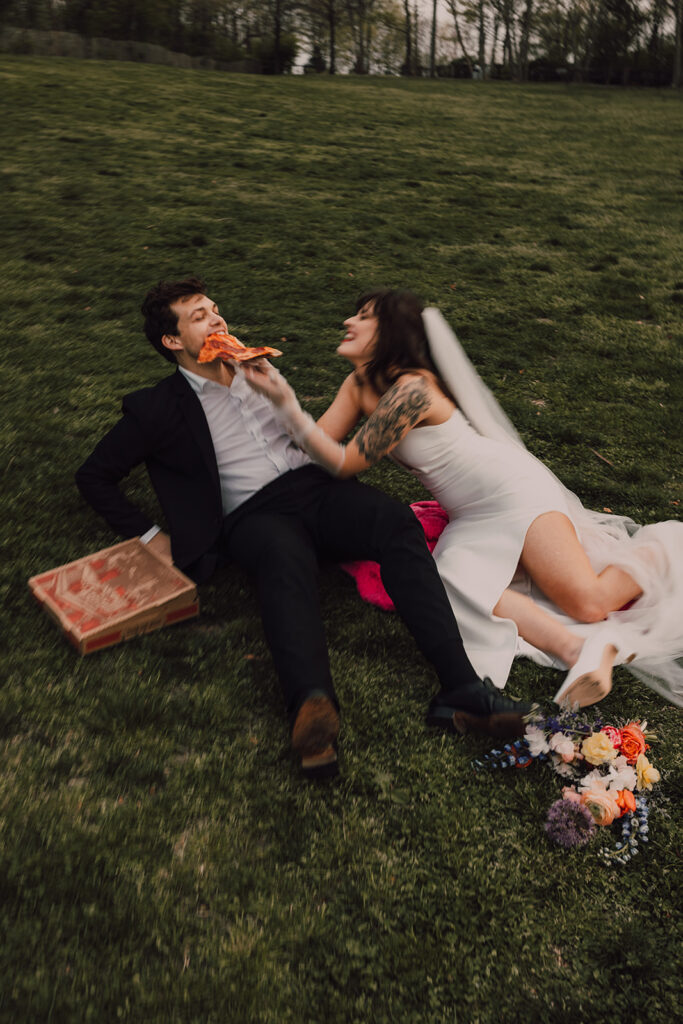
603;754;637;791
606;763;637;792
548;732;577;761
578;768;609;791
551;755;574;778
525;725;550;756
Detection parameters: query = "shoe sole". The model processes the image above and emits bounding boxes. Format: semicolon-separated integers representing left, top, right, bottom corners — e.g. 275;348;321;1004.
452;710;528;738
556;643;624;708
301;746;340;781
554;632;637;707
427;706;529;739
292;697;340;780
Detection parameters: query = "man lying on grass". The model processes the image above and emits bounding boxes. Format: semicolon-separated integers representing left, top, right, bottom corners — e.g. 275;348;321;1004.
75;276;532;780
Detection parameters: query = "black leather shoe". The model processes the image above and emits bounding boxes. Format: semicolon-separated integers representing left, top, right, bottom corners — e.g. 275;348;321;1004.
426;678;536;739
291;694;340;780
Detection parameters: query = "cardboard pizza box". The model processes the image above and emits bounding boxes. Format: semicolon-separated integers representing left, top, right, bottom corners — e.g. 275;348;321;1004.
28;538;199;655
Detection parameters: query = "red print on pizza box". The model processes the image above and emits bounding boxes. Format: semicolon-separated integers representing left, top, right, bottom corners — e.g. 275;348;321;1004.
28;538;199;654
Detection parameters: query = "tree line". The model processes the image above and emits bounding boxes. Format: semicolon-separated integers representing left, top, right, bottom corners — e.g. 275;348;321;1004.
2;0;681;84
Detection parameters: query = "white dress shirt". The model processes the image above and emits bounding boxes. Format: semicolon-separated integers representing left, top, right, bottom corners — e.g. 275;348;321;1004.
179;364;310;515
141;365;311;544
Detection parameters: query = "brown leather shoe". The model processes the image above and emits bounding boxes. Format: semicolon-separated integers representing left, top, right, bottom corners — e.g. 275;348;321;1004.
291;695;340;780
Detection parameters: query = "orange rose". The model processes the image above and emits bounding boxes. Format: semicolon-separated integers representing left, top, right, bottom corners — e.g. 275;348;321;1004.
615;789;637;816
620;723;647;764
580;789;620;826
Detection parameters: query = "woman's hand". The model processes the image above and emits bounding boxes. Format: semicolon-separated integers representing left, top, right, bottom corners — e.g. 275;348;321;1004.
242;359;311;446
242;360;295;409
243;358;347;475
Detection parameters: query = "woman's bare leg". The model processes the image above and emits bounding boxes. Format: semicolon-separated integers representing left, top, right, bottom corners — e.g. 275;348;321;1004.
496;513;642;707
520;511;642;622
493;589;583;667
493;588;628;707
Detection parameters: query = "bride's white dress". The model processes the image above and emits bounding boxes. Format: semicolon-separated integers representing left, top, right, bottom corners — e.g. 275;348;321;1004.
390;309;683;707
391;409;566;685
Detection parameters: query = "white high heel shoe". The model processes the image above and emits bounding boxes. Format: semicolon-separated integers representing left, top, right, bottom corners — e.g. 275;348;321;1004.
553;625;637;708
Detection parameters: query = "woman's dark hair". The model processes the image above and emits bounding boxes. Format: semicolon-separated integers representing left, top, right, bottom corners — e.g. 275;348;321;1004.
141;276;206;362
356;289;450;397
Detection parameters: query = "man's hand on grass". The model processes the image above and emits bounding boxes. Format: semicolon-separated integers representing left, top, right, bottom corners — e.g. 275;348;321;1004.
145;530;173;566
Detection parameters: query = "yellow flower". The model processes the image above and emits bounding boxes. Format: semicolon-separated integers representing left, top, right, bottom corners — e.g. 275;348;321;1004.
636;753;661;791
582;731;619;766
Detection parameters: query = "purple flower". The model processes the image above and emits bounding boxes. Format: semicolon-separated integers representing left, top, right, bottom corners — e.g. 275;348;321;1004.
544;798;597;848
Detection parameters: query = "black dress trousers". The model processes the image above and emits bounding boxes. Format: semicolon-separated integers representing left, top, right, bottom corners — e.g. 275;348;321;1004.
221;466;474;714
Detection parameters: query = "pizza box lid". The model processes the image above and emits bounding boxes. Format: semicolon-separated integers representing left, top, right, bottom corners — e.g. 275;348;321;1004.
28;537;198;645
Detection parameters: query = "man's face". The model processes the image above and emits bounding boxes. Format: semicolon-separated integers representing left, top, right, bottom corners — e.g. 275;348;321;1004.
163;293;228;362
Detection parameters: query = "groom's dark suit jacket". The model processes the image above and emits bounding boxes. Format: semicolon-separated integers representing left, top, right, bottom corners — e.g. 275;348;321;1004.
76;366;476;707
75;370;225;581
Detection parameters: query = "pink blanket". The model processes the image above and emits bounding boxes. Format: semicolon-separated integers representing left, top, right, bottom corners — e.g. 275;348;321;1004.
340;500;449;611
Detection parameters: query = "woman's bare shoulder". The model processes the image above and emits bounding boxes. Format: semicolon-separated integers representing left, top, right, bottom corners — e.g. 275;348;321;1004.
391;369;456;421
392;369;443;395
340;370;362;393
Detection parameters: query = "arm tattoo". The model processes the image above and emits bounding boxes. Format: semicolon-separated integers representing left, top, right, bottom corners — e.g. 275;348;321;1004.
355;378;431;462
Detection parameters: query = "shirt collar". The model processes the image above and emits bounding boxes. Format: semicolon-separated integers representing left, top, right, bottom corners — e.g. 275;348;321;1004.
179;364;245;395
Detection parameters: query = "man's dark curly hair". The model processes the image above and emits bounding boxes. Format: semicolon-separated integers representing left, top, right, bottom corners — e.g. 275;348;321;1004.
141;276;206;362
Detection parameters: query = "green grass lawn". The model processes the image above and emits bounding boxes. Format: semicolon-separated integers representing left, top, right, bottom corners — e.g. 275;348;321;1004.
1;58;682;1022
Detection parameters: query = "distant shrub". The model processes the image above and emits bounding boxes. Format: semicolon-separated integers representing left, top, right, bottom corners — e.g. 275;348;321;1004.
250;33;297;74
210;37;245;64
304;44;326;74
0;26;252;71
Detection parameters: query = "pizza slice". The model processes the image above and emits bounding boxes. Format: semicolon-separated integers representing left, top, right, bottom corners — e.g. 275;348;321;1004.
197;331;283;364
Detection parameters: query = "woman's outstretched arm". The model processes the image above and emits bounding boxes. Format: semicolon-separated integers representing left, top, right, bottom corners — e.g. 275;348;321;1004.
242;361;432;478
316;372;364;441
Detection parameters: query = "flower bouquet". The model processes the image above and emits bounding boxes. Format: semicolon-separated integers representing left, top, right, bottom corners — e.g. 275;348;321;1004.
473;711;661;865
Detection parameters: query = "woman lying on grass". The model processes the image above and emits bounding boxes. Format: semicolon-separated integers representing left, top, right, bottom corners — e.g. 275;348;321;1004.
243;290;683;710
